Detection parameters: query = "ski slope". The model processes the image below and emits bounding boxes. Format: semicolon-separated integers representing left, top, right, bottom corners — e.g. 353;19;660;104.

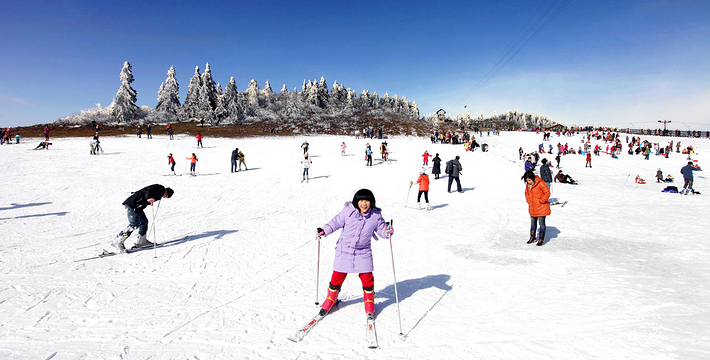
1;131;708;359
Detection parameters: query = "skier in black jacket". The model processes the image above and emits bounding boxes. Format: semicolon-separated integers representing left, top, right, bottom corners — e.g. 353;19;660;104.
113;184;174;253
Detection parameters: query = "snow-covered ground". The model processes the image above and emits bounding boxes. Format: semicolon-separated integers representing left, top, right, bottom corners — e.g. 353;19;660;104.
1;131;708;359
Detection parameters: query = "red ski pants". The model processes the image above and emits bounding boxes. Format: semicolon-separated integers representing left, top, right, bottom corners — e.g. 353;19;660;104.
329;271;374;289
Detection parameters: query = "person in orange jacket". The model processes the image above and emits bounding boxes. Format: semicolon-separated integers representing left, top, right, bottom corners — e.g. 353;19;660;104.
523;170;551;246
187;153;198;175
415;171;430;210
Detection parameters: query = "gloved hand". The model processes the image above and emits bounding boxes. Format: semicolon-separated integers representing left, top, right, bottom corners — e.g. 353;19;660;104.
316;227;326;239
385;223;394;236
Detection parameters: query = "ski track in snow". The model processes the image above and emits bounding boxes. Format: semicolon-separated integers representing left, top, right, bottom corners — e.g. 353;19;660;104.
0;132;709;359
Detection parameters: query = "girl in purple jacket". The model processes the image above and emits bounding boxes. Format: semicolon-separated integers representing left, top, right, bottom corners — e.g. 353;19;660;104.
316;189;394;319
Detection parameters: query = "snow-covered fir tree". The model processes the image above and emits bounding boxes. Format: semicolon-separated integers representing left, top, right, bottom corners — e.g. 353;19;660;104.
183;66;203;120
221;77;241;124
316;77;329;108
155;66;181;116
111;61;139;123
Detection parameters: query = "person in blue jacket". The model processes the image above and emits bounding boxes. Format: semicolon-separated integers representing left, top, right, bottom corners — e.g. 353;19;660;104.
680;161;702;194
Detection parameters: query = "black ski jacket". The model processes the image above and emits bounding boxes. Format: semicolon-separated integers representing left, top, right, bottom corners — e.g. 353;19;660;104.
123;184;166;212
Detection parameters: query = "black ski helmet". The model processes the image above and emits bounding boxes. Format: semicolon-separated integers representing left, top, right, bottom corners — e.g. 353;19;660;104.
352;189;376;209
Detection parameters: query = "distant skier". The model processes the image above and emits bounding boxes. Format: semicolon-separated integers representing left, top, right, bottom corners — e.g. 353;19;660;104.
146;124;152;139
301;140;309;154
187;153;198;175
432;153;442;179
315;189;394;319
196;133;203;148
585;152;592;168
341;142;347;156
43;125;50;140
656;168;663;183
301;154;312;182
136;126;142;138
167;153;176;175
523;170;551;246
415;171;430;210
112;184;174;253
167;124;174;140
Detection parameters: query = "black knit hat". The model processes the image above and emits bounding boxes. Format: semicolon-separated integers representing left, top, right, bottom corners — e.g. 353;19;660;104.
352;189;376;209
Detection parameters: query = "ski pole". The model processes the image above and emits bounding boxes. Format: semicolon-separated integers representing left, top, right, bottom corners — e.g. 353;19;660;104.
315;232;321;306
387;219;405;340
147;199;161;258
404;182;413;208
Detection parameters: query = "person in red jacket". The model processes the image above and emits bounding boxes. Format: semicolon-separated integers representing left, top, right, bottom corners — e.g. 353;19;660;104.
523;170;551;246
422;151;432;166
415;171;430;210
196;133;203;148
167;153;176;175
585;152;592;168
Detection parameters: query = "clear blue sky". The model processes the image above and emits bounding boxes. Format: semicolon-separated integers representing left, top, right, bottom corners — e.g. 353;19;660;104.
2;0;709;130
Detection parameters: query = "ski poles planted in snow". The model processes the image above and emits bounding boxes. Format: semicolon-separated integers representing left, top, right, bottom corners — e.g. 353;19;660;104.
388;219;405;340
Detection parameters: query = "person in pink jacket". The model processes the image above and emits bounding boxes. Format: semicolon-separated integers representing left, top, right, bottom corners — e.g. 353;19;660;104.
316;189;394;320
340;142;347;156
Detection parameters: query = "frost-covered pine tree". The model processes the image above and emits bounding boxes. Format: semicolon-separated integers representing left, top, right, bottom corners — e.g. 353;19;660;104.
380;92;392;110
156;66;181;115
245;79;260;107
201;63;218;109
183;66;203;120
280;84;288;95
111;61;139;123
222;77;241;124
316;76;329;108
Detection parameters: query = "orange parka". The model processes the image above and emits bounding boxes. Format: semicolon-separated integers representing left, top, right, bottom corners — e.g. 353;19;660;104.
416;174;430;191
525;176;551;217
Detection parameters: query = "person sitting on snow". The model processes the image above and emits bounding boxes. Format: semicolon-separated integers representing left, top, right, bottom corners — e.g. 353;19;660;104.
554;170;577;185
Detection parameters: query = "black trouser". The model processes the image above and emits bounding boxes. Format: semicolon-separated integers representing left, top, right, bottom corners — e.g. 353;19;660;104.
417;191;429;203
684;178;694;190
448;176;461;192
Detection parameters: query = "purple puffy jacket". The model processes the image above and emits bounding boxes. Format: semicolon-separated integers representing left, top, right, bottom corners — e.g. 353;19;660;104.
322;202;388;273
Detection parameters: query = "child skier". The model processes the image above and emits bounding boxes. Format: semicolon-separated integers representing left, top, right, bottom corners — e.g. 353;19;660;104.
168;153;176;175
196;133;203;148
187;153;198;175
238;149;247;171
422;151;432;166
415;171;430;210
341;142;347;156
316;189;394;320
301;154;312;182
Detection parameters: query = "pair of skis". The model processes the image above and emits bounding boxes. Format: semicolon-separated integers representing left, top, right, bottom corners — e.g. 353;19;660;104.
74;235;189;262
288;303;378;349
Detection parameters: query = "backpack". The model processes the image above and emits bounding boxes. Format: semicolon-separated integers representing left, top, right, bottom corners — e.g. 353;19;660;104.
445;161;453;175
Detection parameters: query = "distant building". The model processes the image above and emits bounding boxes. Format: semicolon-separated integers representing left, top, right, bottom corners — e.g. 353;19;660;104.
436;109;447;123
